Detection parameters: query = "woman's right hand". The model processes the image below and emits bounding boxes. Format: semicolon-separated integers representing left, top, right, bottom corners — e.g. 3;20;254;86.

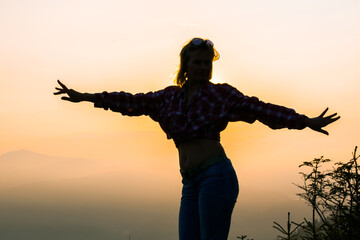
53;80;84;102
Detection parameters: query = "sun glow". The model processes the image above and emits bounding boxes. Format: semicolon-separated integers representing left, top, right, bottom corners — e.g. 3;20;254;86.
0;1;357;239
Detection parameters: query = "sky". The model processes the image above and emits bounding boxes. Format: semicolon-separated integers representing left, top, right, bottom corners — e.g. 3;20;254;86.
0;0;359;239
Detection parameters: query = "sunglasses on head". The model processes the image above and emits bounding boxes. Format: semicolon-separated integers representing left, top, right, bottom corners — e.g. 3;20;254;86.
191;38;214;47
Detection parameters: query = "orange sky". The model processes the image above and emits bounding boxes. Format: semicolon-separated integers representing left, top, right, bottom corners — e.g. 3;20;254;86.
0;0;359;239
1;0;358;158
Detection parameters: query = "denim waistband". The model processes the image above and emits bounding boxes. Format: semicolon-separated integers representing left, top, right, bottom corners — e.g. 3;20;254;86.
180;153;228;179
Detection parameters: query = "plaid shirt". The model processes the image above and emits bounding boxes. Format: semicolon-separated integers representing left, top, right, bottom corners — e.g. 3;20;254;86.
94;81;308;145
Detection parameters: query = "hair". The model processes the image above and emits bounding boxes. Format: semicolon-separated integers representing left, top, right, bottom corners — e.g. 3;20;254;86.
175;38;220;87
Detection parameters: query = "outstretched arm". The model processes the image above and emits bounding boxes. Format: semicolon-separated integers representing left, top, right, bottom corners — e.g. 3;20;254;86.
223;84;340;134
305;108;340;135
54;80;170;121
53;80;95;103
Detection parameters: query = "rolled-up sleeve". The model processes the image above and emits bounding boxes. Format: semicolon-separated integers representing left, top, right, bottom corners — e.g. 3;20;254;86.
224;84;308;130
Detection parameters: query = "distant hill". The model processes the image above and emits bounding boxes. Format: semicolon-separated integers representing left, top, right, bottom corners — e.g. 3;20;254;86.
0;149;180;204
0;149;110;190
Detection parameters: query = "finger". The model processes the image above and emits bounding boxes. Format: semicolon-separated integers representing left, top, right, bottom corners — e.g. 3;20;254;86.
320;107;329;117
54;89;65;94
317;128;329;135
328;116;340;124
57;80;68;91
57;80;67;89
54;90;67;95
54;87;67;94
61;97;71;101
325;113;338;119
323;113;338;121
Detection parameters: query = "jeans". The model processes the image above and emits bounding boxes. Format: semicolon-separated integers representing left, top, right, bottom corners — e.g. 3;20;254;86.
179;155;239;240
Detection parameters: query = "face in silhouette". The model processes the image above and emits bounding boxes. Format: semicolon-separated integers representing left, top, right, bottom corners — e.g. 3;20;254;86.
186;49;213;85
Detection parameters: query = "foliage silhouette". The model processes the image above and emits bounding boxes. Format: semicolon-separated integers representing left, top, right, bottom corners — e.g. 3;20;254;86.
273;212;304;240
236;234;254;240
236;235;247;240
236;147;359;240
295;146;360;240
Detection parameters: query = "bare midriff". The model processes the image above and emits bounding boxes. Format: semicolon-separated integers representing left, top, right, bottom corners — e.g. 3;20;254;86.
177;138;226;170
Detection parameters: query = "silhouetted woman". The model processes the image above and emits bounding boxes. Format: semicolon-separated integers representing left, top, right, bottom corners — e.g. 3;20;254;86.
54;38;339;240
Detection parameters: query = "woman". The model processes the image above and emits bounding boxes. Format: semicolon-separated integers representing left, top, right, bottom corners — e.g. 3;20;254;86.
54;38;339;240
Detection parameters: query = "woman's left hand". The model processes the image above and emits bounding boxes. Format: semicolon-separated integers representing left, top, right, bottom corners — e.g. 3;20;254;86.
54;80;84;102
305;108;340;135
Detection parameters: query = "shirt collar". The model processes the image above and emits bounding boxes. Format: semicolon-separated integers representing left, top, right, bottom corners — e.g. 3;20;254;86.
180;80;213;97
200;81;213;94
